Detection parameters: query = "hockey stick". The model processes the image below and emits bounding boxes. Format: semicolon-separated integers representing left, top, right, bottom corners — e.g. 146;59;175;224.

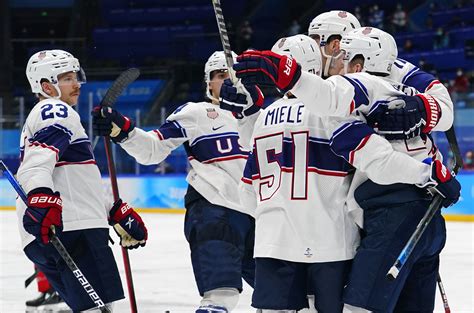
437;273;451;313
24;267;38;288
387;126;463;280
211;0;238;84
0;160;111;313
99;67;140;313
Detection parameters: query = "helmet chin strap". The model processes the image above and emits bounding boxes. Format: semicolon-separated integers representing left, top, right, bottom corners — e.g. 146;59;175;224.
206;86;219;104
320;47;334;78
39;84;62;100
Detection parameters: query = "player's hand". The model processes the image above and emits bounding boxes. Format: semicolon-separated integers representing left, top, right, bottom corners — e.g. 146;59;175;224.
375;94;441;140
23;188;63;245
109;199;148;249
220;79;264;118
233;50;301;93
418;159;461;208
91;106;135;143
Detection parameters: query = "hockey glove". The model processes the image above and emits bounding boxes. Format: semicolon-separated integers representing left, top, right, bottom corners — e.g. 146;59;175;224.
23;188;63;245
417;159;461;208
92;106;135;143
375;94;441;140
219;79;264;118
109;199;148;249
233;50;302;93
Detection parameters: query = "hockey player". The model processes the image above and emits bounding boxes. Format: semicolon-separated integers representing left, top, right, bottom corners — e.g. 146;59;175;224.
91;51;259;313
307;10;453;141
230;29;461;313
233;34;359;313
307;10;360;77
18;49;148;312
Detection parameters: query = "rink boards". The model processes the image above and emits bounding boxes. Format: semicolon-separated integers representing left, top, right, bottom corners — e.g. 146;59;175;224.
1;173;473;221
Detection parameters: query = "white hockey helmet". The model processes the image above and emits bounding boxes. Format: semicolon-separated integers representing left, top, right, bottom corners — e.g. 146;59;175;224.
340;27;398;75
204;50;237;83
271;34;322;76
308;10;361;46
26;49;86;99
204;50;237;101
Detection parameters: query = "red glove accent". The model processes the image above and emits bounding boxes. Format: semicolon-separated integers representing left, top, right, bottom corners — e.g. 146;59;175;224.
417;94;441;133
235;50;302;92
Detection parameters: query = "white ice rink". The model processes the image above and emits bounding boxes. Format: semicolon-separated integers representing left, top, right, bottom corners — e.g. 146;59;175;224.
1;211;473;313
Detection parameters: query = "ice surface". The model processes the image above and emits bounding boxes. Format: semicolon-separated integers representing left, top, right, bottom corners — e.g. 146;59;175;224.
1;211;472;312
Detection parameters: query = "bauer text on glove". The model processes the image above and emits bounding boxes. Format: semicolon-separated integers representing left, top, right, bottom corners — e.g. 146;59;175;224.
109;199;148;249
23;188;63;245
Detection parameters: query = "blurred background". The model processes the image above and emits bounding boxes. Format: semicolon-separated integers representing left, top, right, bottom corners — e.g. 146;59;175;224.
0;0;473;215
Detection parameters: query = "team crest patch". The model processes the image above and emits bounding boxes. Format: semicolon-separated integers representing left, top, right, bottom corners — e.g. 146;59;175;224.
206;108;219;119
278;38;287;48
338;11;347;18
362;27;373;35
38;51;47;60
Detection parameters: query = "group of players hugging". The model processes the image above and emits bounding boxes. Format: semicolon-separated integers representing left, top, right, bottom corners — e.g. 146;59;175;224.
17;8;460;313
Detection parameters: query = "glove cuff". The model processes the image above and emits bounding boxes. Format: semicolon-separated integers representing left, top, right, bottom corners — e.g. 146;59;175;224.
417;94;440;133
280;62;302;93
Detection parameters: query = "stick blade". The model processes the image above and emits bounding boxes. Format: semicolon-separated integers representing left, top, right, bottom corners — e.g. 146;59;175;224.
100;68;140;107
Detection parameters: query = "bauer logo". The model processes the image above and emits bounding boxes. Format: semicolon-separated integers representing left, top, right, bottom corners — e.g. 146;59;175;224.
121;203;131;214
73;270;105;308
30;195;62;206
284;57;293;76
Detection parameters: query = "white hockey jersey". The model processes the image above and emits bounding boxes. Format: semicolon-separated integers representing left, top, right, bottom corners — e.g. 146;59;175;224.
16;99;109;248
119;101;252;216
387;58;454;131
291;72;438;226
240;97;359;263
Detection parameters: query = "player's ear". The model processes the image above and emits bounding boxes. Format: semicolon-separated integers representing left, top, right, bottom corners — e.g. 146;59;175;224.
40;80;53;96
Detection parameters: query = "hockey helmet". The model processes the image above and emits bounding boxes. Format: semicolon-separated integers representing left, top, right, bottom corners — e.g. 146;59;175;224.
271;34;322;76
204;51;237;83
26;49;86;99
308;11;361;46
339;27;398;75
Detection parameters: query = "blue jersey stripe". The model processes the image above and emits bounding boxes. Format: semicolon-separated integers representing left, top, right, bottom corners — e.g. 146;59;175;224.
330;121;375;163
404;70;437;92
158;120;188;140
59;140;95;163
187;135;248;162
402;67;419;84
29;124;72;157
342;76;370;109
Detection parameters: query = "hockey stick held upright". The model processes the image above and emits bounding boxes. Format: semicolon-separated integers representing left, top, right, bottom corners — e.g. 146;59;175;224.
97;67;141;313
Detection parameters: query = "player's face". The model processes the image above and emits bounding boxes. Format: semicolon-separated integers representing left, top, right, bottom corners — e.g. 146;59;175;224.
328;50;346;76
57;72;81;106
209;70;230;102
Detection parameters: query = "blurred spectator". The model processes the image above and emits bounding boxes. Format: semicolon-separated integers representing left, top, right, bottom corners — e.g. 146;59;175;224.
391;3;408;33
433;27;449;50
453;68;470;93
288;20;301;36
354;6;365;26
419;58;436;75
237;20;253;53
403;39;415;53
463;150;474;170
368;4;385;29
